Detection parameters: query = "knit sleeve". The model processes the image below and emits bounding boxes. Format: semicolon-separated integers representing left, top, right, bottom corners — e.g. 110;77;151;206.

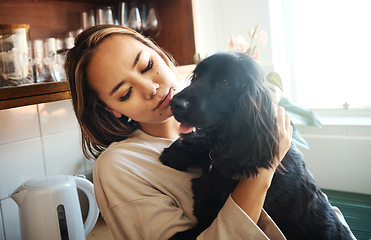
197;195;286;240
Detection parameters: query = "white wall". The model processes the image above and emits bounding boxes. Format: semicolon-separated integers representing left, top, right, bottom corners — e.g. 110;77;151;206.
195;0;273;69
297;123;371;195
194;0;371;195
0;100;93;239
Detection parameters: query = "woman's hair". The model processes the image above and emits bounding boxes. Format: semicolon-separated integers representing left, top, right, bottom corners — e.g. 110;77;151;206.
65;25;178;159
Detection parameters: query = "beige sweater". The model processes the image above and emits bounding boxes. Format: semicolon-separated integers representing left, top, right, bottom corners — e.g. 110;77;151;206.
93;129;354;239
93;129;286;239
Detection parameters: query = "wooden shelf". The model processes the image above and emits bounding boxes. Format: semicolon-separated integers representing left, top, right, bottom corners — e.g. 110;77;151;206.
0;82;71;110
0;65;195;110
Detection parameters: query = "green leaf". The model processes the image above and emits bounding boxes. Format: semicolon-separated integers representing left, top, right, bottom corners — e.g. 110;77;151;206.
291;124;309;149
266;72;284;92
268;85;277;93
245;47;252;55
193;53;200;65
278;97;322;127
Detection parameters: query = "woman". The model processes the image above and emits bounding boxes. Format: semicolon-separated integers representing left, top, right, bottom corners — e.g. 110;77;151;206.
66;25;293;239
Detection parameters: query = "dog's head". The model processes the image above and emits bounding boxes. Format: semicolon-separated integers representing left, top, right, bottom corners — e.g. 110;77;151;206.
171;52;248;130
171;52;280;178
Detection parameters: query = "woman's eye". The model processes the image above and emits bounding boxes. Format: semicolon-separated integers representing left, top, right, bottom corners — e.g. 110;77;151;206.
141;59;153;74
221;79;231;87
119;87;132;102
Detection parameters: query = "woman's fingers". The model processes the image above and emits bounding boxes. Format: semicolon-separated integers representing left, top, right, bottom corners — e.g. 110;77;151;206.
275;106;293;165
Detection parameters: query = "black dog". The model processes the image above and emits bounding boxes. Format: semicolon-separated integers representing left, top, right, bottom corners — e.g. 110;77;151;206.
160;52;353;240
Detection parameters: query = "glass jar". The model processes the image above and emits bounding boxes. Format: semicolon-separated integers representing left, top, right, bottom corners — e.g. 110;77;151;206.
0;24;33;87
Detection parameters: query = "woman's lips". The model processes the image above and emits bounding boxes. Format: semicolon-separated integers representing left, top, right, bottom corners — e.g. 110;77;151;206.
154;89;173;110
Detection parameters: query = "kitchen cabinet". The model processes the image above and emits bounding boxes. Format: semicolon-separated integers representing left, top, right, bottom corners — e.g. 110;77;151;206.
0;0;197;110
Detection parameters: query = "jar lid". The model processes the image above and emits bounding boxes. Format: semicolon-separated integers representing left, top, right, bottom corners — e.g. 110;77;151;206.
0;24;30;30
0;24;30;35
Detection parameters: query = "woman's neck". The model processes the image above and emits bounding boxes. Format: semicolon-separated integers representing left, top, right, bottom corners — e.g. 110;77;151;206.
139;117;180;140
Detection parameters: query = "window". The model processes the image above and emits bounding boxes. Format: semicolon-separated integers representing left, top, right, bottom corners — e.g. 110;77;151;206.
270;0;371;109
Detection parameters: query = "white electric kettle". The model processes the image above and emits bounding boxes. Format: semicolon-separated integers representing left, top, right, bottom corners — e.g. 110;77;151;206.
9;175;99;240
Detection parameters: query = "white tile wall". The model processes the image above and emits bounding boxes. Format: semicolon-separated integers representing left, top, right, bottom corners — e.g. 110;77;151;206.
38;99;79;135
0;105;40;145
84;158;96;176
1;198;20;240
43;129;85;176
0;138;44;200
0;100;94;239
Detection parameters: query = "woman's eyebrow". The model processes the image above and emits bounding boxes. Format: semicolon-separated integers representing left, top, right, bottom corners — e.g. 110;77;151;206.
133;50;143;68
110;80;125;96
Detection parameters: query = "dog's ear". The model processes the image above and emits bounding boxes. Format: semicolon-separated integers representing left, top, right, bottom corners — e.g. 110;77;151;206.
240;84;247;93
212;77;280;179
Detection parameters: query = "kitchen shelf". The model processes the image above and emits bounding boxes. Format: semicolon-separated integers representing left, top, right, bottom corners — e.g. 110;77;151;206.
0;82;71;110
0;65;195;110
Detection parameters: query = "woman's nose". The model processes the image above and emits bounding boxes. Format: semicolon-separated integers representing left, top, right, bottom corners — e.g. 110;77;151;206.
150;83;160;99
139;80;159;99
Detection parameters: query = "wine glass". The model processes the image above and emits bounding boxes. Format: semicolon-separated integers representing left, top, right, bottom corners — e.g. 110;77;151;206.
127;3;142;32
87;9;95;28
103;6;114;25
144;4;161;39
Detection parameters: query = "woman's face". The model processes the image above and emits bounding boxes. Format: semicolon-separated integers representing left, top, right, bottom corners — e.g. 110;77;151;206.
87;35;181;126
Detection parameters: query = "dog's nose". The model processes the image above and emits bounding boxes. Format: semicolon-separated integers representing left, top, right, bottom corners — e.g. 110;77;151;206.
170;98;190;113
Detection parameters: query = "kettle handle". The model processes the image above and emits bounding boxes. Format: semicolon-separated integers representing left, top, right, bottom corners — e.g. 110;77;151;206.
74;175;100;236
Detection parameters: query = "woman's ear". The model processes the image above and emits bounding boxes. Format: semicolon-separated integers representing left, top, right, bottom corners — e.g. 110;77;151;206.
105;107;122;118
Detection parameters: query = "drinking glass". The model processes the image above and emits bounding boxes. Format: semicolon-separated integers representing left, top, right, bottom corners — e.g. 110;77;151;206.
142;3;160;39
127;3;142;32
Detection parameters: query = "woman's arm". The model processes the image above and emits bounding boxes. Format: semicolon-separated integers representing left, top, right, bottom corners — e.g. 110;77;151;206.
231;106;293;223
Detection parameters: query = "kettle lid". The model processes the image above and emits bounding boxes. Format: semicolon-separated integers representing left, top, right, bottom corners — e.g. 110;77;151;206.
24;175;68;188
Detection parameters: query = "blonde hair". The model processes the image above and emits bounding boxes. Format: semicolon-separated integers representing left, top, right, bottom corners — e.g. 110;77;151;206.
65;25;178;159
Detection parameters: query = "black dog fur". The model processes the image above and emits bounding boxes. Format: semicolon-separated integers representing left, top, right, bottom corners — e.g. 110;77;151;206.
160;52;353;240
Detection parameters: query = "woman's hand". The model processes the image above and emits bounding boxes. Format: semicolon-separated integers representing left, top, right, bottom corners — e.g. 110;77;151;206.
273;106;293;168
231;106;293;223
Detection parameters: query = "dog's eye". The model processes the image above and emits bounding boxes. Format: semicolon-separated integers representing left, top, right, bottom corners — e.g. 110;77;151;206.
191;72;199;82
220;79;231;87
